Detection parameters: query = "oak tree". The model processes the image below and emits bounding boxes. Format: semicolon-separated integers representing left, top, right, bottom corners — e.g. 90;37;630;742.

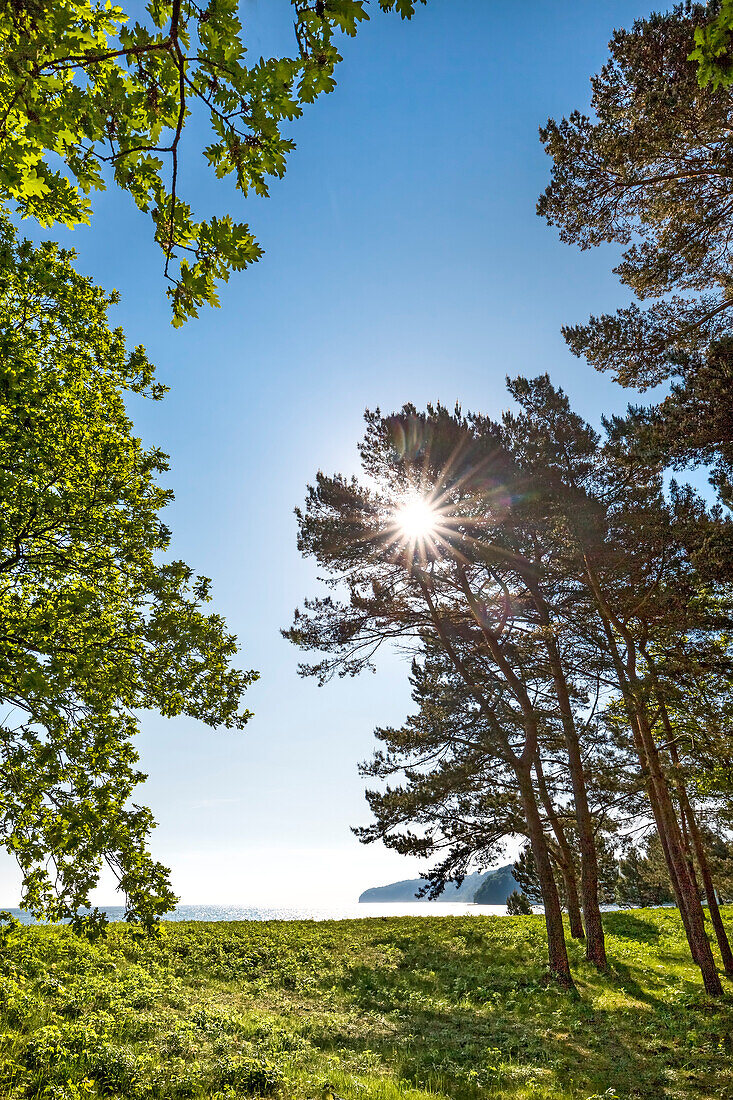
0;0;423;324
0;219;256;927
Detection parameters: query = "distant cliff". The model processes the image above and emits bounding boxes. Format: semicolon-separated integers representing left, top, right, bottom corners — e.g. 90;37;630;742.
472;864;519;904
359;864;518;904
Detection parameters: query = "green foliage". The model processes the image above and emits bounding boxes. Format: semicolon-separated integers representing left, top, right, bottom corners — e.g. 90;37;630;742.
704;831;733;901
539;4;733;387
511;837;620;914
0;217;257;926
511;848;544;906
690;0;733;88
470;866;519;906
0;0;423;324
505;890;532;916
355;645;528;894
616;835;676;909
626;336;733;508
1;912;733;1100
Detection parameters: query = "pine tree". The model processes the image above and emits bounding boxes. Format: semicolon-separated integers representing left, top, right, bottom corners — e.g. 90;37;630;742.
538;4;733;388
506;890;533;916
617;835;676;908
285;404;586;986
503;373;730;995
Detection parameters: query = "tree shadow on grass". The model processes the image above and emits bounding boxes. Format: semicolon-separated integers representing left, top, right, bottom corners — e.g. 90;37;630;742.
603;911;662;943
604;955;681;1010
297;916;732;1100
305;977;667;1098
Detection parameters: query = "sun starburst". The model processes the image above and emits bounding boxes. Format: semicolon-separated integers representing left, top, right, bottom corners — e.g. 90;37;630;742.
394;496;439;542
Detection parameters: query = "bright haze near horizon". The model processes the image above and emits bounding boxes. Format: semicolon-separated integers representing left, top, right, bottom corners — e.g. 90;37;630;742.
0;0;650;909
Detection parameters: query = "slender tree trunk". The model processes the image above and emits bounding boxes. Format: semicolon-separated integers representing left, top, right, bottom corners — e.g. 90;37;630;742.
583;560;722;996
684;799;733;978
534;753;585;940
655;696;733;977
517;760;575;990
678;803;701;895
522;578;606;965
635;702;722;992
540;620;606;967
559;861;585;942
620;678;715;983
627;712;697;944
417;572;575;991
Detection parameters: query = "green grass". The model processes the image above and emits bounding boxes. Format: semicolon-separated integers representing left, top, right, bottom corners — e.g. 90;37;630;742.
2;909;733;1100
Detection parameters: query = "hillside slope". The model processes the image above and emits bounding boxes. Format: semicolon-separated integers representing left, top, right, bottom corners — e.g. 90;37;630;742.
473;864;520;903
358;870;487;903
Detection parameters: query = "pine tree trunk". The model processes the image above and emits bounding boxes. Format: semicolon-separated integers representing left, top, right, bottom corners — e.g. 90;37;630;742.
517;762;575;990
560;864;586;942
678;804;701;895
668;744;733;977
650;683;733;979
582;561;722;995
687;807;733;978
528;583;606;968
628;717;700;953
634;704;722;995
534;754;585;940
418;572;576;992
547;649;606;966
627;698;718;988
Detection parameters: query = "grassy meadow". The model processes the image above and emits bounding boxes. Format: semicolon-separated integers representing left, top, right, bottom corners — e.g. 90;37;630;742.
1;909;733;1100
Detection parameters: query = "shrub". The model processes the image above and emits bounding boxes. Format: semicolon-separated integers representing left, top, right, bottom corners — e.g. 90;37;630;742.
211;1055;283;1095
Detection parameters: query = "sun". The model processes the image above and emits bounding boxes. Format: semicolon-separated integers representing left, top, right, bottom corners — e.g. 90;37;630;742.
394;495;439;542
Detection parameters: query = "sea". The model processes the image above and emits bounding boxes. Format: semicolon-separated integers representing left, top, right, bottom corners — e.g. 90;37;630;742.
3;902;509;924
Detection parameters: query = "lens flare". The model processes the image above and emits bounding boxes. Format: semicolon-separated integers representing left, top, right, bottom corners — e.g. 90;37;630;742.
394;496;438;542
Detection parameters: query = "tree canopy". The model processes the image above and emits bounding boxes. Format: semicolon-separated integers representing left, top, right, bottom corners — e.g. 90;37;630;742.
286;376;733;992
538;4;733;388
0;217;256;927
0;0;423;324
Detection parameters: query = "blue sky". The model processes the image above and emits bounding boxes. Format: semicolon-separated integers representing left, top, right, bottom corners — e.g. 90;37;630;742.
1;0;652;906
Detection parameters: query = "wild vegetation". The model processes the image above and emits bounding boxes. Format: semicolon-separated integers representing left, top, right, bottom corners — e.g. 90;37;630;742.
1;5;733;1095
3;910;733;1100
